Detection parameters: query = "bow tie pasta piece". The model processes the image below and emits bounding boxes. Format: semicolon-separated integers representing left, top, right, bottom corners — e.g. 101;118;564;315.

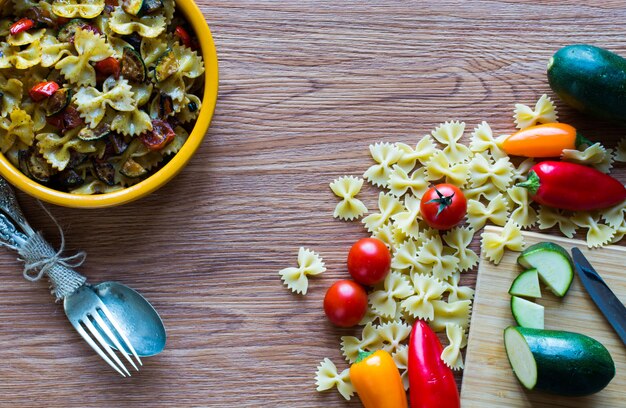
468;152;514;191
21;100;47;132
111;83;154;137
391;194;423;239
480;221;525;264
52;0;105;18
109;6;166;38
443;271;475;303
443;227;478;272
395;136;438;173
507;186;538;228
391;238;420;272
368;271;413;318
416;235;459;280
0;109;35;153
363;142;402;187
329;176;368;221
55;28;113;86
0;40;41;69
562;142;614;174
616;137;626;162
400;274;446;321
40;34;73;67
466;193;509;230
513;94;558;129
341;322;383;363
0;77;23;117
571;212;615;248
74;77;135;127
160;126;189;156
611;218;626;244
278;247;326;295
425;151;470;186
431;121;472;164
7;28;45;47
511;157;536;183
362;192;403;232
463;183;502;203
470;121;507;160
430;299;471;332
141;36;171;67
35;129;98;171
314;358;355;401
441;323;467;370
176;94;202;124
372;223;407;254
537;206;577;238
601;199;626;229
172;43;205;79
388;165;429;198
376;321;412;355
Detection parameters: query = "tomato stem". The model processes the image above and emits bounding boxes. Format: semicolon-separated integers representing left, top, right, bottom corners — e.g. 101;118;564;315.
516;170;540;195
425;187;455;216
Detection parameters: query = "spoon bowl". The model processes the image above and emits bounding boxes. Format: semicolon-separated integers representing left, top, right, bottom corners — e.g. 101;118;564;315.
94;282;166;357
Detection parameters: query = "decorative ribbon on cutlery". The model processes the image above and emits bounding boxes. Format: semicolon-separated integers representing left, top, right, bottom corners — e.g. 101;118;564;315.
0;200;87;300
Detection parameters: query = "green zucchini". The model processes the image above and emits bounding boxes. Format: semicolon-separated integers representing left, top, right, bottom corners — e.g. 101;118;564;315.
517;242;573;297
504;326;615;396
55;169;84;189
154;48;179;82
548;44;626;121
45;87;71;116
510;296;544;329
24;150;52;183
122;0;162;16
78;122;111;141
92;159;116;186
58;19;88;42
121;47;147;83
509;269;541;298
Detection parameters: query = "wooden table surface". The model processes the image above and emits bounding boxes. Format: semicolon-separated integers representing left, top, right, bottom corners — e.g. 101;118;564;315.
1;1;625;407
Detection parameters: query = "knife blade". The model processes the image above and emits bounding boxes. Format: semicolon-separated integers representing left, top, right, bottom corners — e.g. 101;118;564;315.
572;247;626;346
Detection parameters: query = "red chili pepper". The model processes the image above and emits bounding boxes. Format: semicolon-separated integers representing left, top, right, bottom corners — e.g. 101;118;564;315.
140;119;176;151
408;320;460;408
29;81;59;102
174;26;193;48
94;57;121;80
10;18;35;35
517;161;626;211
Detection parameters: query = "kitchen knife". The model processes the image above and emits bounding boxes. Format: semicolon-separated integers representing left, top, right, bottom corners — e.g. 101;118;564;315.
572;247;626;346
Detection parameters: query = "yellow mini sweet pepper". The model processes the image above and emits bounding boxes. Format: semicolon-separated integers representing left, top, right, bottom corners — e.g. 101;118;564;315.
349;349;408;408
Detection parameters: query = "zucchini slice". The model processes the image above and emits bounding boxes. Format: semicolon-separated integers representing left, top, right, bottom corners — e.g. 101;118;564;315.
504;326;615;396
55;169;84;189
122;0;143;16
517;242;574;297
58;19;88;42
78;122;111;141
121;47;147;83
154;48;179;82
509;269;542;298
510;296;544;329
120;158;148;178
25;150;52;183
92;159;116;185
45;87;71;116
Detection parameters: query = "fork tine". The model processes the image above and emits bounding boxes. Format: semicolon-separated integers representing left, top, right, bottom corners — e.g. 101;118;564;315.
83;317;131;377
98;305;142;366
73;322;126;377
92;310;138;371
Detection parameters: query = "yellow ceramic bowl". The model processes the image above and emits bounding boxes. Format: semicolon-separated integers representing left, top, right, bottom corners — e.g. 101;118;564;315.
0;1;218;208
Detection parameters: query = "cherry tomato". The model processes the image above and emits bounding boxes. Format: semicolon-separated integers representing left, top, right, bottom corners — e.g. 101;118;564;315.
323;280;367;327
140;119;176;151
94;57;121;80
29;81;59;102
10;18;34;35
347;237;391;286
420;184;467;230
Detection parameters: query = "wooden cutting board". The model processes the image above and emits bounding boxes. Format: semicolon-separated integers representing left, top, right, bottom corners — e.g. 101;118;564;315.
460;227;626;407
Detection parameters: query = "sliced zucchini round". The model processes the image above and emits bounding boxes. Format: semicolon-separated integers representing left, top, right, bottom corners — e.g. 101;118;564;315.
92;159;116;186
55;169;84;189
78;122;111;141
154;48;179;82
25;150;52;183
140;0;163;15
517;242;574;297
120;157;148;178
510;296;544;329
509;269;542;298
58;19;88;42
121;47;147;83
45;87;71;116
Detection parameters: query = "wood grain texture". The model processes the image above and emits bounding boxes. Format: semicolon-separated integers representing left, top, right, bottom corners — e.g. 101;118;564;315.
0;1;625;407
461;227;626;407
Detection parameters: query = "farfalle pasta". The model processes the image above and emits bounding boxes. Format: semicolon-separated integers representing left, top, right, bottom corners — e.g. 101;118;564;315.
469;121;506;159
368;271;413;318
466;193;509;230
443;227;478;272
391;194;422;239
571;212;615;248
278;247;326;295
0;0;206;192
362;192;404;232
425;150;470;186
388;165;429;198
363;142;402;187
400;274;446;321
329;175;368;220
314;358;355;401
441;323;466;370
507;186;538;228
562;142;614;173
513;94;558;129
395;136;437;172
537;206;577;238
480;221;525;264
431;120;471;164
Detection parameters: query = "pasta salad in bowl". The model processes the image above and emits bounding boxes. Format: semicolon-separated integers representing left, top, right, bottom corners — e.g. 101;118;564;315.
0;0;217;207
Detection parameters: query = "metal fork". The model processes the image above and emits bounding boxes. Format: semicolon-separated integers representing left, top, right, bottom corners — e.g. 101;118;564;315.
64;285;142;377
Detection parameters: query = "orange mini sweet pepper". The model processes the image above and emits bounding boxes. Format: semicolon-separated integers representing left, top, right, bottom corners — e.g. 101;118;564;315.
349;349;408;408
500;122;592;157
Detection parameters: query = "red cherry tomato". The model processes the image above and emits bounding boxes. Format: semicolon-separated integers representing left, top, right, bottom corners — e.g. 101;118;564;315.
140;119;176;151
9;18;34;35
323;280;367;327
420;183;467;230
347;237;391;286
